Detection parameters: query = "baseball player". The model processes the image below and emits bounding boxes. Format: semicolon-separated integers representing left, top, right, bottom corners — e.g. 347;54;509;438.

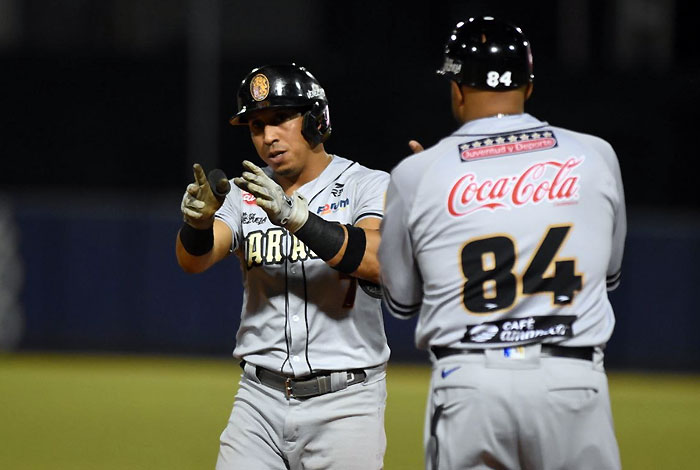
175;64;390;470
379;17;626;470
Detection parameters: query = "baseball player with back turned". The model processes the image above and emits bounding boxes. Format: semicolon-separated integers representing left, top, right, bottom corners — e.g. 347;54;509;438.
379;17;626;470
175;63;390;470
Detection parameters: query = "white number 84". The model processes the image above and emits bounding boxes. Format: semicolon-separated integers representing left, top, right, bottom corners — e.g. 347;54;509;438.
486;71;512;87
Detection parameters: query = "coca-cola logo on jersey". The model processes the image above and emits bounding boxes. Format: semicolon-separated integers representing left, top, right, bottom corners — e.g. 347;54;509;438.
242;192;257;205
447;157;583;216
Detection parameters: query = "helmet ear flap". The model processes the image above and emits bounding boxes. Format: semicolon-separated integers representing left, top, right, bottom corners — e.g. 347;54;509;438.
301;101;331;148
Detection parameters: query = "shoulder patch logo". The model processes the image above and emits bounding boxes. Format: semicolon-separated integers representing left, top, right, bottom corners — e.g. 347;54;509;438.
250;74;270;101
331;183;345;197
459;130;558;162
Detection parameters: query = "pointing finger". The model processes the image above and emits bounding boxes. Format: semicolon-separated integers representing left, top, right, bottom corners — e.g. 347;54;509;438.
193;163;208;187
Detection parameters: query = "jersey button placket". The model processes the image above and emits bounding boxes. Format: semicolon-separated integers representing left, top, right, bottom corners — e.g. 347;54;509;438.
288;315;309;375
286;270;310;376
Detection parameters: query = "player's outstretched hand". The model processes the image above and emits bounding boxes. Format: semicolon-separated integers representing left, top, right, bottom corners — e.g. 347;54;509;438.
233;160;309;232
181;163;225;230
408;140;424;154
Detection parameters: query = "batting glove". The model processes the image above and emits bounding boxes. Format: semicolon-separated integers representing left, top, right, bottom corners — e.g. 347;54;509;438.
233;160;309;233
181;163;226;230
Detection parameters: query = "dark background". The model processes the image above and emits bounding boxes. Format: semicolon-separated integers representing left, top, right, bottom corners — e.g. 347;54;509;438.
2;0;697;208
1;0;698;369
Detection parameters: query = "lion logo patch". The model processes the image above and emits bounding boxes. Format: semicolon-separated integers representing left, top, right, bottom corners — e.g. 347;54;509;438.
250;74;270;101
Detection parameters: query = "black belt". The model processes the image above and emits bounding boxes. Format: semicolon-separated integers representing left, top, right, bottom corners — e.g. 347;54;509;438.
245;363;367;399
431;344;594;361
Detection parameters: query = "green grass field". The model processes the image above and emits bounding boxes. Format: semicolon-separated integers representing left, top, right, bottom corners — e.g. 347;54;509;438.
1;353;699;469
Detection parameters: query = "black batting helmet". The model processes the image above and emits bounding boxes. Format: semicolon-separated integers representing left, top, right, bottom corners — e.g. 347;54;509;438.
437;16;534;90
229;63;331;147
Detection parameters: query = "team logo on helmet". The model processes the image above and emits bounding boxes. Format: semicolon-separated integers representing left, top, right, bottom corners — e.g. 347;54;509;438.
306;82;326;100
440;57;462;75
250;74;270;101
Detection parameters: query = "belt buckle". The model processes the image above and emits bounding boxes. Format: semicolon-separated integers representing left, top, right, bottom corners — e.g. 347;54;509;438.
347;372;355;383
284;378;294;398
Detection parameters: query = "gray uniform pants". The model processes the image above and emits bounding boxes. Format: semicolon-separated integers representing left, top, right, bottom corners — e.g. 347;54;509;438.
216;362;387;470
425;345;621;470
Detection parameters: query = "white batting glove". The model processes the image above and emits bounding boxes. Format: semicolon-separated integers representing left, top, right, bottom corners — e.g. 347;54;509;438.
181;163;224;230
233;160;309;233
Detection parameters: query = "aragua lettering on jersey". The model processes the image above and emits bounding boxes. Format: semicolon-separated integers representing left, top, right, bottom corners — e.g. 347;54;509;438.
245;228;319;268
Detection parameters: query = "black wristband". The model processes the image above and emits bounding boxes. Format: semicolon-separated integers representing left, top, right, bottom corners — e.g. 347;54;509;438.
179;223;214;256
294;213;345;261
334;224;366;274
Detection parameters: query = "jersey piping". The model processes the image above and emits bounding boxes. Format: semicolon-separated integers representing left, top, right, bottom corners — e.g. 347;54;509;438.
606;271;621;291
383;288;420;317
355;212;384;223
307;160;357;204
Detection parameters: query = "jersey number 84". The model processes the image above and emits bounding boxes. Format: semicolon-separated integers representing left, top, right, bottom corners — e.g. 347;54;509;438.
461;224;583;313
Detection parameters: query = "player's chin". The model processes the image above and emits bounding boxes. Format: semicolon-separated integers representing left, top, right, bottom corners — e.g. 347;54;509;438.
268;159;297;177
273;166;297;178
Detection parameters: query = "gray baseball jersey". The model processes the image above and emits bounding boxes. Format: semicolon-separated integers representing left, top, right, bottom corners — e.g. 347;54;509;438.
379;113;626;351
215;155;390;376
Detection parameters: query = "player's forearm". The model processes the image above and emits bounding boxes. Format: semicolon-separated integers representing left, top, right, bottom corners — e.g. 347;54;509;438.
175;233;216;273
175;220;231;274
293;214;381;283
326;227;381;283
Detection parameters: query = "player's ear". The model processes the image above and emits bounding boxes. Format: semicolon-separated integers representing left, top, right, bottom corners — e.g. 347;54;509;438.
450;81;465;122
450;81;464;106
525;83;534;101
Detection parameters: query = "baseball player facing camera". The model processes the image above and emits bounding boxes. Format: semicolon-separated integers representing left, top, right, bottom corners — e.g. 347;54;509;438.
175;63;390;470
379;17;626;470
